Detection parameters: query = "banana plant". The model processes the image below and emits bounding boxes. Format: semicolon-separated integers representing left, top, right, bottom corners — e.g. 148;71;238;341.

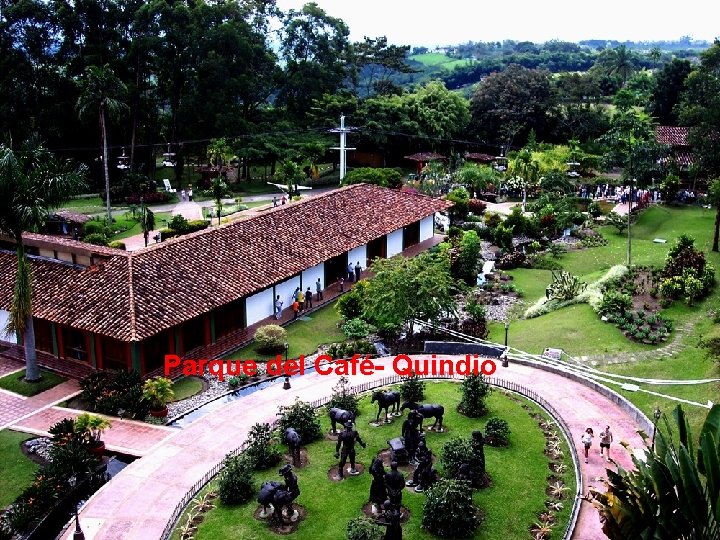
589;404;720;539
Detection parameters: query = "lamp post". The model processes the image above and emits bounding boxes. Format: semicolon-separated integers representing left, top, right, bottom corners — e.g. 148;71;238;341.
627;176;634;267
504;321;510;347
502;321;510;367
68;476;85;540
651;407;662;451
284;342;289;363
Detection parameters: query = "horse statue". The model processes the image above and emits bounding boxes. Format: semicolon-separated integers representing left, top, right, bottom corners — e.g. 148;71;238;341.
400;401;445;431
371;390;401;423
328;407;355;434
284;427;301;467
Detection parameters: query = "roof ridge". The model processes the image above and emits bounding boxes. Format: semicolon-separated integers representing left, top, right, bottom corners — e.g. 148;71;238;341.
127;256;138;341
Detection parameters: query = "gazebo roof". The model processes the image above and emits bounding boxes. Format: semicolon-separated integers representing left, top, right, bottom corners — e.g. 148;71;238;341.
465;152;495;162
48;210;91;224
404;152;446;162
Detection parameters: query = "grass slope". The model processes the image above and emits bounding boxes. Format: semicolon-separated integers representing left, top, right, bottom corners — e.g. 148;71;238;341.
179;383;573;540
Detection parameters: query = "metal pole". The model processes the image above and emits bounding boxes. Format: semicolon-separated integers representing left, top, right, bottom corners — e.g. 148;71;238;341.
627;176;633;267
339;114;346;180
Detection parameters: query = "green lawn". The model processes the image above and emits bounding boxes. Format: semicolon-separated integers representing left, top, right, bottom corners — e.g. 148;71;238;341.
0;430;39;509
59;196;106;214
175;383;573;540
111;211;172;241
0;369;66;396
172;377;204;401
408;52;456;67
225;304;345;362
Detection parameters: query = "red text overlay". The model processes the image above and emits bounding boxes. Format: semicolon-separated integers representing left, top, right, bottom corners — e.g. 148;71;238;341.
164;354;496;381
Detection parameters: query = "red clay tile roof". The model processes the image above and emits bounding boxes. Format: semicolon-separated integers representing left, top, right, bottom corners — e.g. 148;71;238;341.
656;126;690;146
48;210;91;224
404;152;446;162
0;184;451;342
465;153;496;162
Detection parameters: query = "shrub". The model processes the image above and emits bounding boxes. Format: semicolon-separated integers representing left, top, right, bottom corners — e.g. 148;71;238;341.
80;370;147;418
400;371;425;402
254;324;287;354
495;251;529;270
277;398;322;443
458;373;491;417
168;214;189;233
588;201;602;217
336;283;366;320
218;454;255;505
83;221;105;235
484;418;511;446
243;422;282;470
548;243;567;259
545;270;586;301
503;206;528;234
440;436;473;479
186;219;210;232
447;187;470;220
484;212;502;229
142;377;174;410
342;318;375;340
84;232;108;246
107;240;126;249
606;211;629;234
493;223;513;251
422;479;481;538
467;199;487;215
342;167;402;189
598;290;632;316
346;517;383;540
326;376;360;417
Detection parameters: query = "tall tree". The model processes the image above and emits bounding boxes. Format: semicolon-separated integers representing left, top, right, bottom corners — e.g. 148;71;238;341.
76;64;128;221
0;137;86;381
649;58;692;125
709;178;720;252
508;147;540;211
678;40;720;177
279;2;352;122
352;36;414;97
470;64;555;146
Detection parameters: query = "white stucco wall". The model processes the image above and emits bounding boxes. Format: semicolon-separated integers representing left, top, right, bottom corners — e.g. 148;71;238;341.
245;288;274;326
420;215;434;241
301;263;325;294
387;229;404;257
276;275;302;307
347;245;367;270
0;310;17;343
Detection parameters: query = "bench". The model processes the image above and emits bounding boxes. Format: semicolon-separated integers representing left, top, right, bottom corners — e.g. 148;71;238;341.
388;437;408;464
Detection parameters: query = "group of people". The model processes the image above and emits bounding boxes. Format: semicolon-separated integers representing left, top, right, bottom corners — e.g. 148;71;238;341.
581;425;614;464
180;187;193;202
577;184;661;206
272;195;287;207
347;261;363;283
274;278;325;320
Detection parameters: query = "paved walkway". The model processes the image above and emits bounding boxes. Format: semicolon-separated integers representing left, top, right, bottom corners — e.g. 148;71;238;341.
67;357;646;540
0;379;80;430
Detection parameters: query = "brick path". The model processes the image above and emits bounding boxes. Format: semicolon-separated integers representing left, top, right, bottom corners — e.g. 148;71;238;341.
0;355;23;377
0;379;80;430
66;356;646;540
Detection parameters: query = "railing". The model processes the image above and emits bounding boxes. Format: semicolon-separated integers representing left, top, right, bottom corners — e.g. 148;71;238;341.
160;373;583;540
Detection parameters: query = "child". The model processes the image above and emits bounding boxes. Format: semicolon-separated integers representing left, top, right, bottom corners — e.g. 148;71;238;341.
581;427;594;464
292;300;299;319
339;277;344;292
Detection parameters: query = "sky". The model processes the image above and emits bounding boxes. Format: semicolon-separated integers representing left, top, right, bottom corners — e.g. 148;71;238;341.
274;0;719;47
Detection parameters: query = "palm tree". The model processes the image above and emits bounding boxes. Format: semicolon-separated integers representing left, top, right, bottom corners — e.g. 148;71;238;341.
76;65;128;222
140;203;155;247
0;137;86;381
608;45;636;86
509;148;540;212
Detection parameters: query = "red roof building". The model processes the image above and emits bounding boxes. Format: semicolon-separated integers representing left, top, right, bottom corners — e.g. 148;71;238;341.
656;126;693;168
0;184;451;374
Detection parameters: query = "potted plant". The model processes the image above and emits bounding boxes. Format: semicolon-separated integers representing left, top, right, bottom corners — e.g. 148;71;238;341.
75;412;112;455
143;376;175;417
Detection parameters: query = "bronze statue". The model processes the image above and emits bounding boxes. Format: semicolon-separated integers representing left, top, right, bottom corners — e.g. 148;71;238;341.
382;499;402;540
401;410;422;461
371;390;401;423
384;461;405;508
272;464;300;523
328;407;355;434
369;457;387;513
335;421;366;479
284;427;301;467
407;438;434;492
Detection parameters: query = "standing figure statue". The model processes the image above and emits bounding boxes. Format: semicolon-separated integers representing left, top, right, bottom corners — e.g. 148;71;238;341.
284;427;302;467
407;439;433;492
335;421;366;479
273;464;300;523
401;411;422;462
368;457;387;513
469;430;487;489
384;461;405;509
382;499;402;540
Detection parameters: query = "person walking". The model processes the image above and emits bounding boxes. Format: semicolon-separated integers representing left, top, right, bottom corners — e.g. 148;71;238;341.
316;277;323;300
599;425;613;461
347;262;354;282
339;277;344;292
292;299;299;319
272;196;278;207
274;295;283;320
305;286;313;309
354;261;362;282
581;427;594;464
181;189;186;202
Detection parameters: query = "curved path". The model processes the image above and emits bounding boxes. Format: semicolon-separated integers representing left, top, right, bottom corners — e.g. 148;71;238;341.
66;357;646;540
